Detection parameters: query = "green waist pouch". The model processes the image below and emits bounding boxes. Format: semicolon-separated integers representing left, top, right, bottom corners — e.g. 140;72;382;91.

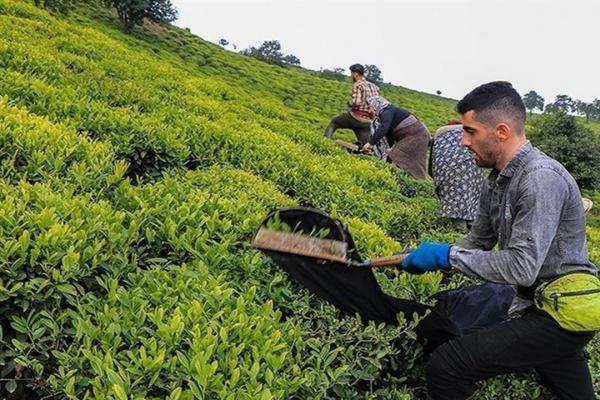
534;273;600;332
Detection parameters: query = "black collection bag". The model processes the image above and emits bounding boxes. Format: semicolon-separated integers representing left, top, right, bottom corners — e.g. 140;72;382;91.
256;207;515;350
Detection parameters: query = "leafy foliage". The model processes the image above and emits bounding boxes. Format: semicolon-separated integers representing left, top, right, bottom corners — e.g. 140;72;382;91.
529;111;600;190
317;67;346;81
240;40;301;67
0;1;598;399
364;64;383;84
104;0;178;33
522;90;544;115
283;53;301;66
574;99;600;122
33;0;73;13
545;94;575;113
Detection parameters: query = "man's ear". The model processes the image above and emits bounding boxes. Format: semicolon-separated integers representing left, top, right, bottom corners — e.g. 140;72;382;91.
495;122;511;142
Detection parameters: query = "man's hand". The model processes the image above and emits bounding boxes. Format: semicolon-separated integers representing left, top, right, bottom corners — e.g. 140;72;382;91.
400;242;452;274
361;143;373;153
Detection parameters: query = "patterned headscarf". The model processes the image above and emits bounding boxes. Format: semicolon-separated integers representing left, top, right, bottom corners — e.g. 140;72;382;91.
366;95;391;117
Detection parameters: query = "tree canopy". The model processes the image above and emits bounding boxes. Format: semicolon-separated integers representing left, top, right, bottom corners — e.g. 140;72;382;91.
545;94;575;113
364;64;383;84
522;90;545;115
529;111;600;190
104;0;178;33
240;40;301;67
318;67;346;81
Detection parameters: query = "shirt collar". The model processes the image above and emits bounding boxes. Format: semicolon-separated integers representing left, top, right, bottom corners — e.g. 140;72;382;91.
499;141;532;178
487;141;533;183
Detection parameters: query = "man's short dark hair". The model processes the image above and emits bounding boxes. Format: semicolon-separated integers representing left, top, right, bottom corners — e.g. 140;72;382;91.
349;63;365;74
457;81;526;131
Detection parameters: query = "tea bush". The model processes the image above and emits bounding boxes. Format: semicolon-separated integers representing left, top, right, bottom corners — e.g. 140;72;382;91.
50;267;310;399
0;1;598;398
46;168;429;399
0;97;126;193
0;180;138;394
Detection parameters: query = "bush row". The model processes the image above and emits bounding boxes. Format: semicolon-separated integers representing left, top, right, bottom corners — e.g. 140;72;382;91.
0;97;125;194
0;10;453;244
0;165;437;398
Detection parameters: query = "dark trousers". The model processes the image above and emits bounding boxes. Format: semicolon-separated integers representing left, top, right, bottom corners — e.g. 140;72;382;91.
426;308;595;400
324;112;372;144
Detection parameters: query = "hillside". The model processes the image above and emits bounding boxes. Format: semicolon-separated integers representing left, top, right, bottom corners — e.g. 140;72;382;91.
0;1;598;399
580;118;600;134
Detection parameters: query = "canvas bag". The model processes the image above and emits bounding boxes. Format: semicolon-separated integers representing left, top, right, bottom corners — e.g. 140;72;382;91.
534;272;600;332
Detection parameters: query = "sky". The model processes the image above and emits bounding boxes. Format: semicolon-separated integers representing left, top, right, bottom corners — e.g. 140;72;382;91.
171;0;600;103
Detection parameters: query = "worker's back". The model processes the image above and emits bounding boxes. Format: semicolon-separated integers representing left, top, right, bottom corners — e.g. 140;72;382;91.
431;124;484;222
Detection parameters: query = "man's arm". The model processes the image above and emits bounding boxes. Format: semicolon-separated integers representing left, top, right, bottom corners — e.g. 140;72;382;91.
450;168;568;286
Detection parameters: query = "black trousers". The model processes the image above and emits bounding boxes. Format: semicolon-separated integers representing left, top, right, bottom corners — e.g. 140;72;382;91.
325;112;372;144
426;308;596;400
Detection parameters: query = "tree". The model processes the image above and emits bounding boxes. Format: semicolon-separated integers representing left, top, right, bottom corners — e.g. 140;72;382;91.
574;100;596;122
241;40;284;65
529;111;600;190
258;40;283;64
593;99;600;120
364;64;383;84
545;94;574;114
283;54;301;66
240;40;300;67
218;38;229;47
436;90;442;96
318;67;346;81
522;90;544;115
555;94;575;112
104;0;178;34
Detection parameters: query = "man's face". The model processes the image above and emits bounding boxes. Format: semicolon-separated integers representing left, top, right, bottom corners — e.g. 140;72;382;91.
350;71;359;82
460;110;502;169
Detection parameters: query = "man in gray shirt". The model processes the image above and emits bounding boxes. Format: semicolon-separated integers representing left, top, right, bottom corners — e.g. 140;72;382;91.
401;81;597;399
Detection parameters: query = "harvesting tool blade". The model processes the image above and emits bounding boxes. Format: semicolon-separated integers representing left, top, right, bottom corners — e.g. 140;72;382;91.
253;227;349;263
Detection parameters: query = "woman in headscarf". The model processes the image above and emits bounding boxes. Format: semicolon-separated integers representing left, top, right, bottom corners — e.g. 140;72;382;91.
362;95;431;179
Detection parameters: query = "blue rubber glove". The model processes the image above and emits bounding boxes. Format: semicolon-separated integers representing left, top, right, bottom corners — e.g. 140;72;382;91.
401;242;452;274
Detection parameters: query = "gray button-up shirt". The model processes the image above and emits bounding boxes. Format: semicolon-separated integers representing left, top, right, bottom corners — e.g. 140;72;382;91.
449;141;597;312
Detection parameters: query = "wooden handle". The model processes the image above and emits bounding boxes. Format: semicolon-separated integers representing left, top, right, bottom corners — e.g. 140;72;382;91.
335;139;359;152
368;253;408;268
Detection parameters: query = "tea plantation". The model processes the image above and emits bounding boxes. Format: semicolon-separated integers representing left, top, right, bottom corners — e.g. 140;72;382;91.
0;1;599;399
